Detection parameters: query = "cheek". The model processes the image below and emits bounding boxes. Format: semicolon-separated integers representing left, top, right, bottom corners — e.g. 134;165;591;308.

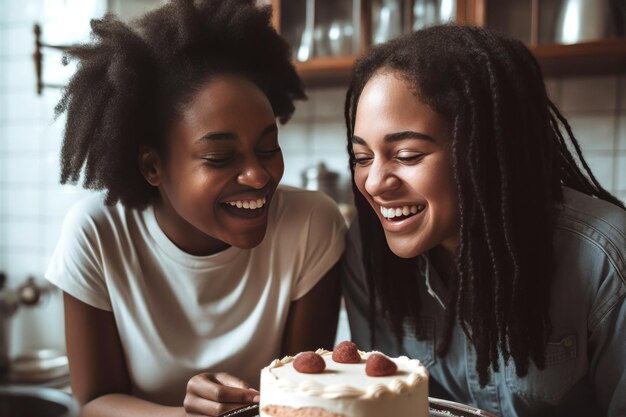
271;154;285;181
420;156;456;198
429;167;459;228
256;152;285;185
185;169;217;197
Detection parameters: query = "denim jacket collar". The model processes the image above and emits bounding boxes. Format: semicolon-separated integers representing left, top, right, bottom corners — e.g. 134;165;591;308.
420;253;448;310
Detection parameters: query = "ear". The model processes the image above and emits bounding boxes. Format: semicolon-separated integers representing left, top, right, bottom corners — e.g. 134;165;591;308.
139;146;162;187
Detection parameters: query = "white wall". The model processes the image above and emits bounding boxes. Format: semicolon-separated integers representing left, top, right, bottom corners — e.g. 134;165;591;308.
107;0;168;21
0;0;625;358
0;0;109;356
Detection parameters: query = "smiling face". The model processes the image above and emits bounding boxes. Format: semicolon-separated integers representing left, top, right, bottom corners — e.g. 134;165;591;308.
144;74;283;255
352;71;460;258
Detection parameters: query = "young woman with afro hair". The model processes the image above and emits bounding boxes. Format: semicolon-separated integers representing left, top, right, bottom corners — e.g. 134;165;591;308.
45;1;346;416
341;24;626;417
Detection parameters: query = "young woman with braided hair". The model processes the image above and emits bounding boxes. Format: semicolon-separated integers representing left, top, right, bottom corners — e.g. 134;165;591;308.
341;24;626;416
45;1;346;416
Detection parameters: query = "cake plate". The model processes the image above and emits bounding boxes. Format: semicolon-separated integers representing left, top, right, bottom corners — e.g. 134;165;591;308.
219;398;500;417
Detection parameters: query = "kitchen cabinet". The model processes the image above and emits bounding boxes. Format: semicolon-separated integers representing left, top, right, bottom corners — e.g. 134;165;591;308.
482;0;626;77
269;0;479;83
267;0;626;82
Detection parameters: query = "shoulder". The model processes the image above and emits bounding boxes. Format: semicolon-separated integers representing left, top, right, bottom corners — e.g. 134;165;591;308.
555;188;626;256
265;186;346;254
62;193;138;237
558;187;626;227
553;188;626;321
271;185;344;222
63;193;109;227
274;185;338;208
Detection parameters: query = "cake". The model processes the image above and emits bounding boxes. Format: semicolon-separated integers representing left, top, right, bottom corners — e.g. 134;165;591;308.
259;342;429;417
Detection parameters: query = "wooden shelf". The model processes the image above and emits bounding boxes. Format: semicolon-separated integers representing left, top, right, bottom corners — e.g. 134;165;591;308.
294;38;626;84
274;0;626;83
532;38;626;77
295;55;356;86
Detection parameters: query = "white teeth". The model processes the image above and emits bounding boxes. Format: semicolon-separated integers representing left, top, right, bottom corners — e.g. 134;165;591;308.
226;197;267;210
380;204;424;219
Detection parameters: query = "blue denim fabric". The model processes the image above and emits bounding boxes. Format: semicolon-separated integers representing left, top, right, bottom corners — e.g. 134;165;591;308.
341;188;626;417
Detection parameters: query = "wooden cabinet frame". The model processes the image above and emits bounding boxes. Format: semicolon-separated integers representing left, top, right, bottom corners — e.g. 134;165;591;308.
270;0;626;82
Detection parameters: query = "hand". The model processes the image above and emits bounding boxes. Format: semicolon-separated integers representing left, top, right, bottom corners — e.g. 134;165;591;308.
183;372;259;417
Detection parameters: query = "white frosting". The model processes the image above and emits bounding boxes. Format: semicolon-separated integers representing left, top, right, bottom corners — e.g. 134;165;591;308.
259;349;429;417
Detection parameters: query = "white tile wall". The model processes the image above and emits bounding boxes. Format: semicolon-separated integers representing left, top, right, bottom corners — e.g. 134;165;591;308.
0;0;624;362
559;76;626;196
619;113;626;148
618;153;626;190
561;76;618;113
108;0;168;22
584;151;616;191
567;114;616;151
0;0;107;357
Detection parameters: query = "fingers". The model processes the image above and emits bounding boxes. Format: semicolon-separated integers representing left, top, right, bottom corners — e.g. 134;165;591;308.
198;373;259;403
184;373;259;416
210;373;252;391
184;396;245;417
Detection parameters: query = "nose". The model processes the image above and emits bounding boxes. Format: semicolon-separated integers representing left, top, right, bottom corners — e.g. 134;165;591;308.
237;158;271;189
364;160;401;197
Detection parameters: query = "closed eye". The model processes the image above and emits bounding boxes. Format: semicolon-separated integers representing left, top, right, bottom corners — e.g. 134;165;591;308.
202;154;234;167
353;155;373;166
257;146;282;159
396;152;425;163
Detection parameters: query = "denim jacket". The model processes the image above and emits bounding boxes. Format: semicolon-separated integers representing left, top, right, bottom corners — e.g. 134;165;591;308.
341;188;626;417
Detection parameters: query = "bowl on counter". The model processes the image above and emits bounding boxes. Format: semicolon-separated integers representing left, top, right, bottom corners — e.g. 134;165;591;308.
8;349;69;384
0;385;79;417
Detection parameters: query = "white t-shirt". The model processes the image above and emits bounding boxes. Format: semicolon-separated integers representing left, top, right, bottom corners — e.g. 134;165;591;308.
45;186;346;405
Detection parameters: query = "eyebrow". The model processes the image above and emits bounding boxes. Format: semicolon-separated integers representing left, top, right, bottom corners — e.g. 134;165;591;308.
195;123;278;142
351;130;435;145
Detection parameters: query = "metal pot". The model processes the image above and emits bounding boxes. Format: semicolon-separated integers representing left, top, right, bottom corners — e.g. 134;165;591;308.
0;385;78;417
555;0;615;44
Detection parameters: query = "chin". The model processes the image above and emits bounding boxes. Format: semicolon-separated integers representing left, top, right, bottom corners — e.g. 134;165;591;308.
387;243;419;258
390;247;421;259
230;230;267;250
385;235;425;259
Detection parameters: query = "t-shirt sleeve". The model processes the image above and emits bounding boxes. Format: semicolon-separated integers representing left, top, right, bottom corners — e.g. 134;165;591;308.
291;191;347;300
45;197;112;311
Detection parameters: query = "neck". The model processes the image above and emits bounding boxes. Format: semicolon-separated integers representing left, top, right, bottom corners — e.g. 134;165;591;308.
152;199;230;256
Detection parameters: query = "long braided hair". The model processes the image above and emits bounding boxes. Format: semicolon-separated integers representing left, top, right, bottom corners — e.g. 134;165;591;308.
344;24;625;386
56;0;305;208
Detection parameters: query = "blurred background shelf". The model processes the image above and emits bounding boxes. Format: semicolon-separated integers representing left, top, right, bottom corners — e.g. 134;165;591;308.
266;0;626;83
532;39;626;77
